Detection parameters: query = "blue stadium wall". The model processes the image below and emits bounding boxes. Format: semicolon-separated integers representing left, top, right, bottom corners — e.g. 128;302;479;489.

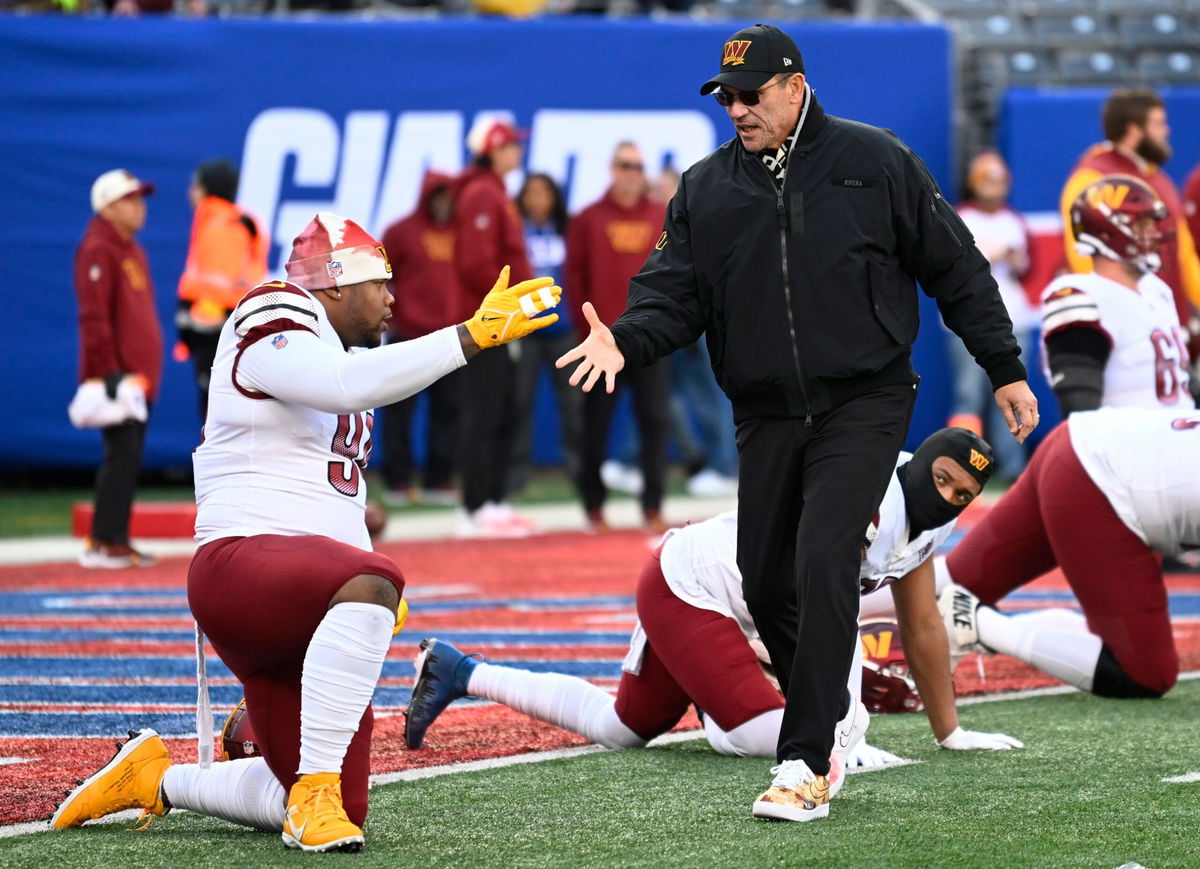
0;17;961;473
1001;87;1200;214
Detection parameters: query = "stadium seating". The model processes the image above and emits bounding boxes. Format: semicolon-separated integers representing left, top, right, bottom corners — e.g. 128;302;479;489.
1058;48;1131;82
1137;48;1200;82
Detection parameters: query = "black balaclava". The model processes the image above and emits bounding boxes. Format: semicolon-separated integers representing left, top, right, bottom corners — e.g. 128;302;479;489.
897;427;994;540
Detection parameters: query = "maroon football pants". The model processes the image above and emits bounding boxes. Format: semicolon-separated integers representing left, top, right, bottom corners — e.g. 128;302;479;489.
188;534;405;826
614;553;784;741
947;423;1177;694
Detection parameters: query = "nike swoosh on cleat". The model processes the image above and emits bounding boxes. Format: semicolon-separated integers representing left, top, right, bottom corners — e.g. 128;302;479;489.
481;316;503;322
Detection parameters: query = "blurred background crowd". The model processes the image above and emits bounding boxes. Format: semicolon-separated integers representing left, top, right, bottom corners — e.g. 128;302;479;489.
2;5;1199;548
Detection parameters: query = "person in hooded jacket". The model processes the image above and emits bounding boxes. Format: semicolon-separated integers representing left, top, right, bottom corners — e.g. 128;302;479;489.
379;172;463;507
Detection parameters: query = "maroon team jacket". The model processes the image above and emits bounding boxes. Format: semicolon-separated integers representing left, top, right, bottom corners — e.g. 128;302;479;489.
565;190;665;336
73;216;164;400
381;171;463;338
451;166;533;323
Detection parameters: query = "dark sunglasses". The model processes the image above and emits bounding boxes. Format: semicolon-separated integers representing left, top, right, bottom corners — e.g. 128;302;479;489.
713;77;788;108
614;160;645;172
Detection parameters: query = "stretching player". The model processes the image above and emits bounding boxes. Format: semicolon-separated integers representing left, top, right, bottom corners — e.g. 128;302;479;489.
1041;174;1191;416
404;428;1022;783
50;212;561;852
937;406;1200;698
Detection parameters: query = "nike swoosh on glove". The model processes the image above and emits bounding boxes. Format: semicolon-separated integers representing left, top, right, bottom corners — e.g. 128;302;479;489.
464;266;562;349
936;726;1025;750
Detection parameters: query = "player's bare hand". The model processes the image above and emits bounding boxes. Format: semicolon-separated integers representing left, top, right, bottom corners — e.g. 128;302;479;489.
994;380;1038;444
555;302;624;394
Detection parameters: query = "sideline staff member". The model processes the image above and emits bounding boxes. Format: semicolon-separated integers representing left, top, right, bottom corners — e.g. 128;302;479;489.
557;24;1038;822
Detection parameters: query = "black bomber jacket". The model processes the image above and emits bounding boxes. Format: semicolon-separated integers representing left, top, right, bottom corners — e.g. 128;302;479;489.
608;91;1026;422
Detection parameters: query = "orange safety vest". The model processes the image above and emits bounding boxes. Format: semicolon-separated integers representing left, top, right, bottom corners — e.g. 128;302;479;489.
177;196;269;328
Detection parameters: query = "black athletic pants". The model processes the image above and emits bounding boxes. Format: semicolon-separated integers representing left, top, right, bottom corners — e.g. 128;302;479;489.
578;359;670;517
180;326;221;425
383;367;461;491
458;346;519;513
92;418;148;545
737;383;917;772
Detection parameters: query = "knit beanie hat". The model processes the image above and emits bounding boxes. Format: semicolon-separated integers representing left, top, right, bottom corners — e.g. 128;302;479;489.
285;212;392;290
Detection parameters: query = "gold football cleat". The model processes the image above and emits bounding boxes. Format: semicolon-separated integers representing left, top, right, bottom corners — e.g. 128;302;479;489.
281;773;365;853
51;729;171;829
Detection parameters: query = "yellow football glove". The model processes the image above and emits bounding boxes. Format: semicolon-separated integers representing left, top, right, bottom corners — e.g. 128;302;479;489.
464;265;562;349
393;598;409;637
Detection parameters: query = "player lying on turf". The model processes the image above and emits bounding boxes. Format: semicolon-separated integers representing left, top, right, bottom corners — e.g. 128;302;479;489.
404;428;1023;787
49;212;562;853
934;406;1200;699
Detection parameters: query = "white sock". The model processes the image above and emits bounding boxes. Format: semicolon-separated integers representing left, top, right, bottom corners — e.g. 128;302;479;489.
162;758;286;831
467;663;645;749
977;607;1101;691
704;709;782;757
297;602;394;775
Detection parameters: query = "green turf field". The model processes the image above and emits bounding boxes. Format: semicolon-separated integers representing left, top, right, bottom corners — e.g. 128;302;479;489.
10;679;1198;869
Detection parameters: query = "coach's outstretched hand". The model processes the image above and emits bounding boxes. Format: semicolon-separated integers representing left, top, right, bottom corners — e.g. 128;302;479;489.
555;302;625;394
936;726;1024;751
463;266;561;350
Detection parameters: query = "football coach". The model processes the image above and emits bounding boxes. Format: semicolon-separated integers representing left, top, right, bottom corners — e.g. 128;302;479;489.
557;23;1039;821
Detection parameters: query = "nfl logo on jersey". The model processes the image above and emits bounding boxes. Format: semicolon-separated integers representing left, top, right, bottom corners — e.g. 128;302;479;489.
326;260;344;280
272;334;288;349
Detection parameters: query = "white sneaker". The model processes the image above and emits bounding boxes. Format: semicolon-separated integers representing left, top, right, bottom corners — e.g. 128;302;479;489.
828;698;869;798
686;469;738;498
600;460;643;496
458;503;533;539
489;502;538;536
752;759;830;822
937;583;989;671
454;508;481;538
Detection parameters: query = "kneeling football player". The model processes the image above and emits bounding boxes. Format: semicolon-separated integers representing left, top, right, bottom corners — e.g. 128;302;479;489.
405;428;1023;812
49;212;562;852
934;406;1200;699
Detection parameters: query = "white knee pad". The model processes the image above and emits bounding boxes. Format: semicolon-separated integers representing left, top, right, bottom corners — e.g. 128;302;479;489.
704;709;782;758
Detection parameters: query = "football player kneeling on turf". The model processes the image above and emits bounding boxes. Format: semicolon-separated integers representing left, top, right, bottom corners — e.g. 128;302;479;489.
49;212;561;852
931;406;1200;700
404;427;1024;822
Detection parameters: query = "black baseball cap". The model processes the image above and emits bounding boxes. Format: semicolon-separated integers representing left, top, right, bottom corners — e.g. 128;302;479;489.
699;24;805;96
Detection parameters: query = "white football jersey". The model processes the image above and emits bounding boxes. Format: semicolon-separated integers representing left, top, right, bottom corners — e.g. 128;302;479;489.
654;454;953;637
1040;271;1191;409
193;280;465;549
1068;407;1200;555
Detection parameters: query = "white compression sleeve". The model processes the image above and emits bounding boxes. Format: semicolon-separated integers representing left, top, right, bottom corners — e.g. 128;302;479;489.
976;607;1102;692
298;602;394;775
703;709;782;757
237;326;465;414
162;758;286;832
467;663;646;749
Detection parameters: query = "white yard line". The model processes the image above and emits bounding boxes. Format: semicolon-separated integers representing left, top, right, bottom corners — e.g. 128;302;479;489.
1161;772;1200;784
0;495;738;566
